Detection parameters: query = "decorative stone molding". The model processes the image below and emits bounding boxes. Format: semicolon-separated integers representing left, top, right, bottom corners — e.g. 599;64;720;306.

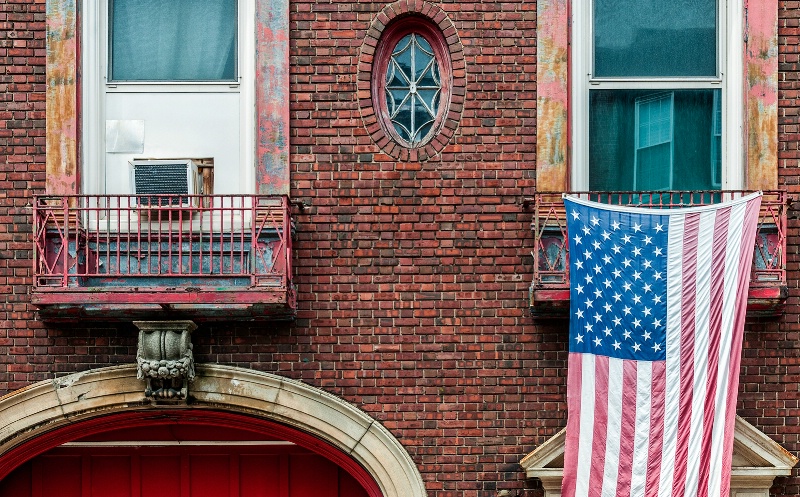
0;364;427;497
134;320;197;400
520;417;798;497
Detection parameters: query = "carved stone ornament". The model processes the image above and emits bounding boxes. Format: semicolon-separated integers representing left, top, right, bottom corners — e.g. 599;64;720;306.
134;320;197;401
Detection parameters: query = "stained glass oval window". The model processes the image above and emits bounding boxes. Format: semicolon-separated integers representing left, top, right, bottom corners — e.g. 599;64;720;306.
385;34;442;146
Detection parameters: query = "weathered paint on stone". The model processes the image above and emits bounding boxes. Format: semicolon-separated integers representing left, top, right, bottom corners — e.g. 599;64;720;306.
256;0;290;195
46;0;79;195
746;0;778;190
536;0;569;192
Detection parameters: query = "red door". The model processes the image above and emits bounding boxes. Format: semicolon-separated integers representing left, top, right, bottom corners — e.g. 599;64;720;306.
0;444;370;497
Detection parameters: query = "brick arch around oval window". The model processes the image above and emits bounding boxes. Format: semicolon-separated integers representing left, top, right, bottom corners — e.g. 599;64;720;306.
358;1;466;162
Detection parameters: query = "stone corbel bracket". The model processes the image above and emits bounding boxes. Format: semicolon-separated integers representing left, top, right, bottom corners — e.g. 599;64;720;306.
134;320;197;401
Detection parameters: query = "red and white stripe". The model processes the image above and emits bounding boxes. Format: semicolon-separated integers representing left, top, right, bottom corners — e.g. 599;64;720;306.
561;194;761;497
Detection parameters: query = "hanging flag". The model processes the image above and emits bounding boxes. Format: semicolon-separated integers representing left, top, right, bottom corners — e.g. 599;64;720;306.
560;192;762;497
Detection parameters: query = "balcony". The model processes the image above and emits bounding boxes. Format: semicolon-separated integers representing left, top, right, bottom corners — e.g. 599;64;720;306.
32;195;294;321
529;190;788;318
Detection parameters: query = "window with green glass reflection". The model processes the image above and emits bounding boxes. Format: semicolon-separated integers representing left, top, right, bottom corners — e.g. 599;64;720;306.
588;0;721;192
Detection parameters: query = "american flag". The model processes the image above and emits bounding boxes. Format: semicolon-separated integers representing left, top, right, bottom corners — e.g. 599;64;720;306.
560;192;762;497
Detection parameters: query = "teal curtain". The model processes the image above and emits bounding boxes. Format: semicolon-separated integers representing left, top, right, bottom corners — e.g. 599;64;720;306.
111;0;237;81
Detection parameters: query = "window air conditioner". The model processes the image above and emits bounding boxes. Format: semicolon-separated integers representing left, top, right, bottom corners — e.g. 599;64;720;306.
130;159;199;208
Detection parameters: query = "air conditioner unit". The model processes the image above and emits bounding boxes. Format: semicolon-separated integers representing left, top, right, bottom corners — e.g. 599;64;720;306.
130;159;199;208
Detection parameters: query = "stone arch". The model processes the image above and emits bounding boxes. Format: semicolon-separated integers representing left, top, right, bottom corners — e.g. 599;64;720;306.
0;364;426;497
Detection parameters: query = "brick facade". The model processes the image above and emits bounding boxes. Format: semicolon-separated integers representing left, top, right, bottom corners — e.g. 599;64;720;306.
0;1;799;496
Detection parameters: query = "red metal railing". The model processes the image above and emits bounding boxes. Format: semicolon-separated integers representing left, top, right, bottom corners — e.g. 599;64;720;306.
33;195;292;291
530;190;788;307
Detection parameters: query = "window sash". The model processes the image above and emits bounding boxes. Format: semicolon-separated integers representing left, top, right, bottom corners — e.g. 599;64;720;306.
571;0;743;192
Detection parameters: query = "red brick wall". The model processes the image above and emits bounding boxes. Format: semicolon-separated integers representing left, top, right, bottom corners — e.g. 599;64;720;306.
1;1;800;496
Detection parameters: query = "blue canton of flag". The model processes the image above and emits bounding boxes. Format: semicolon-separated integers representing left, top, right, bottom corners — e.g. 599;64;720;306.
565;200;669;361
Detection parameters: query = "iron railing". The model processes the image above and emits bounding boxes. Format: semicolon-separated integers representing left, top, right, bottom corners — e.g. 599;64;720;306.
530;190;788;293
33;194;292;290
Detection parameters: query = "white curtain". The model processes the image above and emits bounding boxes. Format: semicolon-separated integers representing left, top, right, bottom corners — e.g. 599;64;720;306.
111;0;237;81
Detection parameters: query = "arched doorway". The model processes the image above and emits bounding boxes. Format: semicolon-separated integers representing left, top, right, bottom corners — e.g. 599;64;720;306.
0;365;427;497
0;411;374;497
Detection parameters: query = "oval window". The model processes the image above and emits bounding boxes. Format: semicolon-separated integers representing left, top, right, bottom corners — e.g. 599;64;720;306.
373;18;452;149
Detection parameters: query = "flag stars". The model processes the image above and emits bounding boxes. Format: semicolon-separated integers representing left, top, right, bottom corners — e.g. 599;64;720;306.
594;264;602;275
643;282;652;293
653;294;663;304
602;254;612;265
576;334;584;343
576;284;584;295
612;268;622;279
622;282;632;292
592;240;602;251
601;231;611;241
612;220;620;230
622;234;632;244
613;340;622;350
653;272;663;281
603;302;613;313
622;330;632;340
642;331;652;341
584;249;592;260
643;306;652;317
643;260;652;270
604;327;613;337
612;292;622;302
585;323;593;333
593;288;602;299
575;309;584;319
571;210;580;220
594;337;603;347
603;279;612;289
632;317;641;328
643;235;652;245
582;225;591;236
652;343;662;352
654;247;664;257
632;270;641;281
573;234;582;245
585;298;594;308
613;316;622;327
612;244;622;254
594;312;603;323
584;274;593;284
654;223;664;233
632;246;642;257
591;216;600;226
633;343;642;352
632;294;642;305
622;258;632;268
632;223;642;233
622;305;632;316
652;318;662;328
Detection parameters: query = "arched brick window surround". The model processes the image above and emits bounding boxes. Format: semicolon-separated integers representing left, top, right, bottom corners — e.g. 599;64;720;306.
358;1;465;162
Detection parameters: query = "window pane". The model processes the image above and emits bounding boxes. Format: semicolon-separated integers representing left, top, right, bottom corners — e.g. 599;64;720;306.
589;89;721;191
385;34;441;146
594;0;717;77
111;0;237;81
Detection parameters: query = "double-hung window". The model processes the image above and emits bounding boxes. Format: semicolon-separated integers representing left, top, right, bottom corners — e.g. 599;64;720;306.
572;0;744;192
82;0;255;197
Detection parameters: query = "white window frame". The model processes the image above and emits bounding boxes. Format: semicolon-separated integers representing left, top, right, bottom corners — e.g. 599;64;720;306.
81;0;256;196
570;0;744;192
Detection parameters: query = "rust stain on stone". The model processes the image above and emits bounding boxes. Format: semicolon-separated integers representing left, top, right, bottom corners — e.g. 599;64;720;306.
536;0;569;192
46;0;78;195
745;1;778;190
